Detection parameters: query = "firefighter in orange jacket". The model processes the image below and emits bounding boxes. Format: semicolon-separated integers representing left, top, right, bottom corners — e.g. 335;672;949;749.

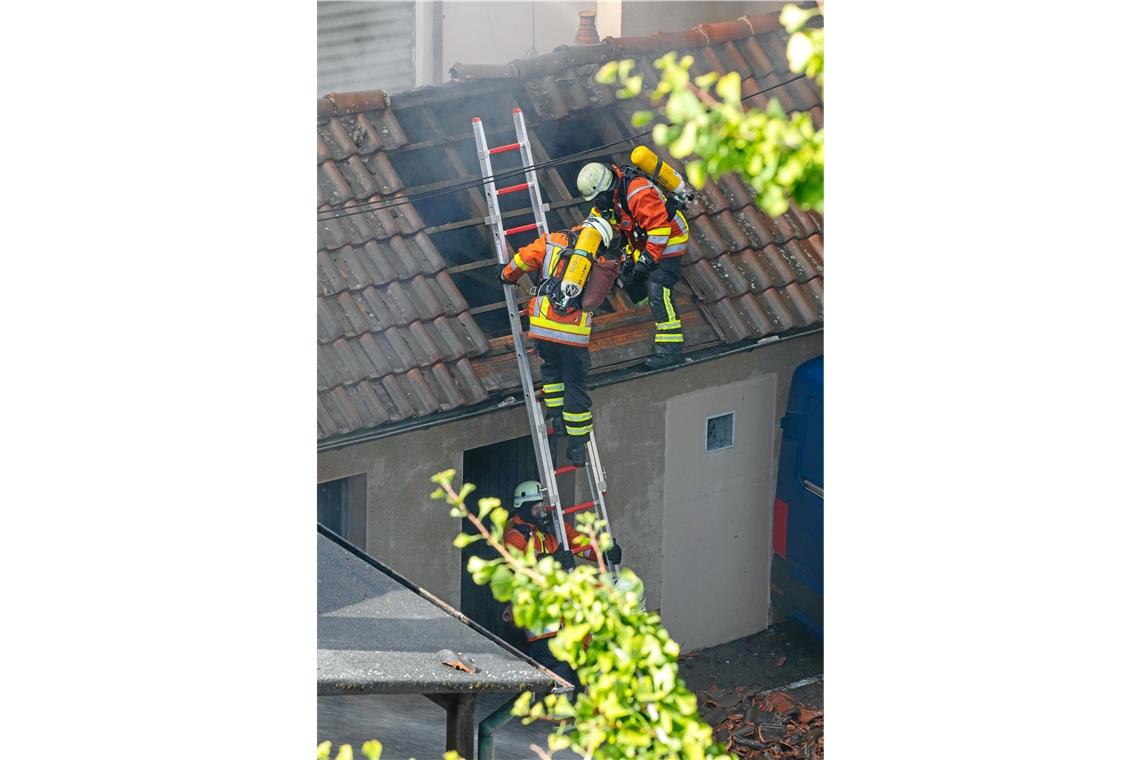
576;162;689;369
498;217;614;467
502;480;622;684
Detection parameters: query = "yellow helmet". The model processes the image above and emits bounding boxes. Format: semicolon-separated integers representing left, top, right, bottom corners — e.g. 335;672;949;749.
577;162;614;201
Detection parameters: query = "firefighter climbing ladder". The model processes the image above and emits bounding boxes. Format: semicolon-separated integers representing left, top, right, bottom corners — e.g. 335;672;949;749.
471;109;617;572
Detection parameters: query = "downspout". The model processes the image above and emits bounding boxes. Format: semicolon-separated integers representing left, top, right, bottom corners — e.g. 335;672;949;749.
477;696;519;760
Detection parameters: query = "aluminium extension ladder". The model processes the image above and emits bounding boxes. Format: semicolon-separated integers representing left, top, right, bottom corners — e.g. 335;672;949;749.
471;108;617;573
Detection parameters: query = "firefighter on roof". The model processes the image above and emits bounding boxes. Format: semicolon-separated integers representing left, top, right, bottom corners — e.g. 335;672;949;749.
576;157;690;370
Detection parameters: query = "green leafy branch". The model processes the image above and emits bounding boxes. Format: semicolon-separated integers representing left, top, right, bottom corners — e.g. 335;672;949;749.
594;3;823;217
430;470;730;760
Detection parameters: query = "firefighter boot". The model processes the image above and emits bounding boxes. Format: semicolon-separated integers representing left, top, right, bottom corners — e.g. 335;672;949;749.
644;345;684;370
565;438;589;467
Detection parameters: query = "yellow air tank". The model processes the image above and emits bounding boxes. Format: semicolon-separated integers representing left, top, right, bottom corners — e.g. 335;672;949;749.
558;225;601;300
631;145;687;194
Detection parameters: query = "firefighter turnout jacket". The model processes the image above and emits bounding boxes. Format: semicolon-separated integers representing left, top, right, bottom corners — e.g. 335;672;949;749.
596;165;689;266
504;513;597;642
500;231;592;347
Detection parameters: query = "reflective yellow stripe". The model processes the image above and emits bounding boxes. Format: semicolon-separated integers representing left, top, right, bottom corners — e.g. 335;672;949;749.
664;287;676;322
655;320;682;330
562;410;592;422
542;383;564;392
529;324;590;346
545;397;564;408
655;334;684;343
647;226;671;235
566;424;593;436
512;252;533;271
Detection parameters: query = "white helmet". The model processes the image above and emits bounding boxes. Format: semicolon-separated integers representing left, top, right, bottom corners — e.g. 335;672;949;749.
577;162;615;201
512;480;543;511
580;215;614;249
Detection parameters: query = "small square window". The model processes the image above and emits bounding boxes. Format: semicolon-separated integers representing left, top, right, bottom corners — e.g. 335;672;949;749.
705;412;736;453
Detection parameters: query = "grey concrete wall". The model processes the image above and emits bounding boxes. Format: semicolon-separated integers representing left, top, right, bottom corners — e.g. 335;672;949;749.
318;331;822;624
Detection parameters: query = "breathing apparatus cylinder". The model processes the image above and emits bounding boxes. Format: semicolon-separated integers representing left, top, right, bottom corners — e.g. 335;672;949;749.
631;145;687;195
553;225;601;309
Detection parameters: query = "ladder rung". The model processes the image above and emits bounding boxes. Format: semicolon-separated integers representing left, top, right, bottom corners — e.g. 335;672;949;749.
489;142;521;155
553;464;579;476
563;500;597;516
504;222;539;236
497;182;529;196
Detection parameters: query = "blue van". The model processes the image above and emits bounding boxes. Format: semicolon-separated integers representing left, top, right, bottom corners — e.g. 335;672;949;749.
770;355;823;637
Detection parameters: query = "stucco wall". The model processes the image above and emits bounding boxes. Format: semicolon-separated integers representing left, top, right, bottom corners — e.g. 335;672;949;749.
318;331;822;643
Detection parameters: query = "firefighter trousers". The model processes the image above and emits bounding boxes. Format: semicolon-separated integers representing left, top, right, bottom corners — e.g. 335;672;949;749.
537;340;592;441
648;257;684;354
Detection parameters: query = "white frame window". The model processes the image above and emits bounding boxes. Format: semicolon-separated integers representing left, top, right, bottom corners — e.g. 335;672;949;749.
705;411;736;453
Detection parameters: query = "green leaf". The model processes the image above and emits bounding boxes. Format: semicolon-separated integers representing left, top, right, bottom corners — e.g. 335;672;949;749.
489;506;509;533
765;98;786;119
595;60;619;84
548;733;572;751
453;532;483;548
669;121;698;159
779;4;816;34
430;469;455;486
317;741;332;760
714;71;741;104
477;496;500;520
334;744;353;760
457;483;476;502
786;32;814;74
684;160;707;189
630;110;654;127
694;71;718;90
360;740;382;760
490;564;514;600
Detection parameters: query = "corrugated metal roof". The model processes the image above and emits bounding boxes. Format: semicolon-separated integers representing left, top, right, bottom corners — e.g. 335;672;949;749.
316;10;823;442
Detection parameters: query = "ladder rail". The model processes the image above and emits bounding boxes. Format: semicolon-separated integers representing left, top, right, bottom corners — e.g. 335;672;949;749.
473;110;618;570
471;116;570;551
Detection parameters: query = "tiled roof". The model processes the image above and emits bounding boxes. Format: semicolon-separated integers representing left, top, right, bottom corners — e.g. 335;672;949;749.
317;11;823;442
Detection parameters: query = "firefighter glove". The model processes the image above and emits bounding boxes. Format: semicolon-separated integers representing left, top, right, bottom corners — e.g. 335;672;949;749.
605;540;623;566
498;265;513;284
633;253;658;277
553;547;575;570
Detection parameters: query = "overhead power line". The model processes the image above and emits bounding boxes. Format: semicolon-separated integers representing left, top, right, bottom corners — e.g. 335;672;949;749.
317;73;809;223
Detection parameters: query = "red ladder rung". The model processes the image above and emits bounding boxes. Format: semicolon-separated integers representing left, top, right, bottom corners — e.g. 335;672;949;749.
553;465;579;476
562;500;597;516
489;142;521;155
497;182;529;196
504;222;539;236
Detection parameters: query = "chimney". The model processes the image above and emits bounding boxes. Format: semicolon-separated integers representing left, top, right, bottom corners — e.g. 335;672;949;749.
575;10;600;45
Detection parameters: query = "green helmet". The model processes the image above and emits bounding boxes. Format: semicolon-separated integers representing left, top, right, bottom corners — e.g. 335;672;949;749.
577;162;615;201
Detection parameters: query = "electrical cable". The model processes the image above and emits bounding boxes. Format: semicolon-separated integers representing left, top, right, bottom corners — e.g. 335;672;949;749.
317;73;809;222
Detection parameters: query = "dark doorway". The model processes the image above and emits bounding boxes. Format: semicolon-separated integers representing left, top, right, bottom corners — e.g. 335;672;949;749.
460;436;539;649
